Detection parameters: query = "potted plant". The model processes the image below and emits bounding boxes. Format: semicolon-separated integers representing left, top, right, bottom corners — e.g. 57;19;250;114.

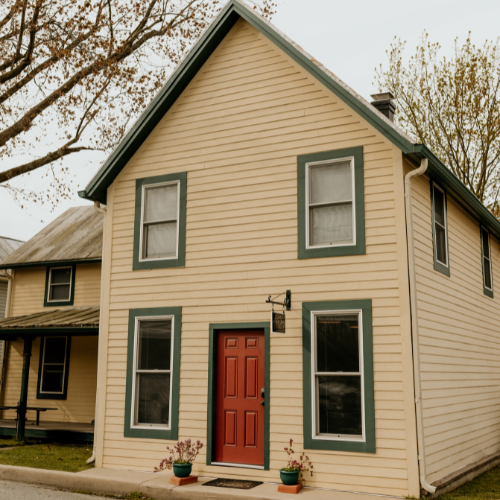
154;439;203;478
280;438;313;485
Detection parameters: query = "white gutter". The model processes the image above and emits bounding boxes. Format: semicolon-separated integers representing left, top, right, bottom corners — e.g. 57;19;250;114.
87;201;107;465
404;158;436;495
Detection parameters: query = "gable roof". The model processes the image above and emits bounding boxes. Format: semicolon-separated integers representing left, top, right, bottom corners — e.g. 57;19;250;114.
79;0;500;240
0;236;24;263
0;206;103;270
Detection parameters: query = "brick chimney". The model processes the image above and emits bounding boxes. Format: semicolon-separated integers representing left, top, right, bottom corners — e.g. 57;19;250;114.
370;92;396;122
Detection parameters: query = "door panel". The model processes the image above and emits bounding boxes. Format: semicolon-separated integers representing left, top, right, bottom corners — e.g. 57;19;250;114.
215;330;265;465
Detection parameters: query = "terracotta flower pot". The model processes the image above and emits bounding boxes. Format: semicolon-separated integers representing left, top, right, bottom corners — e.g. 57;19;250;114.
280;468;299;485
173;462;192;478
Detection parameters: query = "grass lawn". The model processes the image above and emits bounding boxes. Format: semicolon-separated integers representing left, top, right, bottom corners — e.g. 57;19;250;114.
440;465;500;500
0;442;94;472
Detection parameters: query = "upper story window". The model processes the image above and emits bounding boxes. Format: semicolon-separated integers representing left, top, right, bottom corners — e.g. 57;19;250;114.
133;172;187;270
44;265;75;307
431;183;450;276
297;147;365;259
141;182;179;261
308;160;354;248
481;227;493;297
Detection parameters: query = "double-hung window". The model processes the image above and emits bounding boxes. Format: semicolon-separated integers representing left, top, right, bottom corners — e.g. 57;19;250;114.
125;307;182;439
37;336;71;399
302;300;375;453
308;160;355;248
133;172;187;270
481;227;493;297
141;183;179;261
314;312;363;439
431;183;450;276
44;266;75;306
298;147;365;259
133;318;172;428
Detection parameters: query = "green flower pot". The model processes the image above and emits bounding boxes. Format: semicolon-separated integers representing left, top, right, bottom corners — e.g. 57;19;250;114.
173;462;192;478
280;468;299;486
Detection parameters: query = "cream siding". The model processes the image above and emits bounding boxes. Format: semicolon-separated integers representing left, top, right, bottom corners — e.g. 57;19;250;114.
1;262;101;423
98;19;417;497
1;336;98;423
409;159;500;483
9;263;101;316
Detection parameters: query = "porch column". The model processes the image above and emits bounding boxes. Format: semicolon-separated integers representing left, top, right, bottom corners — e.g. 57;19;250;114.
16;337;32;441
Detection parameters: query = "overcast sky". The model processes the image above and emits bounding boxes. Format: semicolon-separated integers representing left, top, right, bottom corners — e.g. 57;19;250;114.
1;0;500;242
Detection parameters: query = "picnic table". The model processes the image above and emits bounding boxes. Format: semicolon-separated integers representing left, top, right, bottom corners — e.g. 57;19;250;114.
0;405;58;425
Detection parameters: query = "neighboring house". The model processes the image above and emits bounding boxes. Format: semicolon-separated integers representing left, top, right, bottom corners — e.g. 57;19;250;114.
0;236;25;395
0;207;103;441
76;1;500;497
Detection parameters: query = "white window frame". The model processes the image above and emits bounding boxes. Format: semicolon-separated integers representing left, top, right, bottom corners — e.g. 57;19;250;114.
139;181;180;262
432;183;449;268
481;226;493;292
130;315;174;430
46;266;73;303
39;336;68;395
310;309;365;443
305;156;356;250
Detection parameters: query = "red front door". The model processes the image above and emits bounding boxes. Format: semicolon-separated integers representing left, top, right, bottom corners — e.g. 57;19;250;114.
215;330;265;466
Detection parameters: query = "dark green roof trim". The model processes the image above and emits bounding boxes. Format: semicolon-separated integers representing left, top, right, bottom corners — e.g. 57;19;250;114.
410;145;500;241
80;0;414;205
0;258;101;270
79;0;500;243
80;1;241;204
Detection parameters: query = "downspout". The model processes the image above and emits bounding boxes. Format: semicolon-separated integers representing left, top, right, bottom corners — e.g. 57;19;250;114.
87;201;107;465
404;158;436;495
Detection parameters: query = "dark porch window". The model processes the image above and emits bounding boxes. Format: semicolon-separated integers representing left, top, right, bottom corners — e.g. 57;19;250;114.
37;336;71;399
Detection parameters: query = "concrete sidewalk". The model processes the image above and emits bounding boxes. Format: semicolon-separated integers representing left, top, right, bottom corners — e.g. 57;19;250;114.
0;465;402;500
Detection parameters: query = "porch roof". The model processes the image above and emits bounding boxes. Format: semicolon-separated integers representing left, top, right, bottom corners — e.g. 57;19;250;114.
0;306;99;337
0;206;103;270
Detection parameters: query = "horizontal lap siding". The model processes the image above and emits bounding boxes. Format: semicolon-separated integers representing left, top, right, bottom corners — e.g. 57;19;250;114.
409;162;500;483
1;263;101;422
10;263;101;316
101;19;410;496
2;336;98;423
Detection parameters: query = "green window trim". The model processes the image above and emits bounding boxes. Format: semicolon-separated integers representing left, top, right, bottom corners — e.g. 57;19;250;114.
124;307;182;439
302;300;375;453
206;322;270;470
36;336;71;400
431;181;451;277
44;265;76;307
480;227;494;298
297;147;365;259
133;172;187;270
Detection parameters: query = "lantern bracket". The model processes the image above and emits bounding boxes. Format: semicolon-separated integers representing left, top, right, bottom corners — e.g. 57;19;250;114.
266;290;291;310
